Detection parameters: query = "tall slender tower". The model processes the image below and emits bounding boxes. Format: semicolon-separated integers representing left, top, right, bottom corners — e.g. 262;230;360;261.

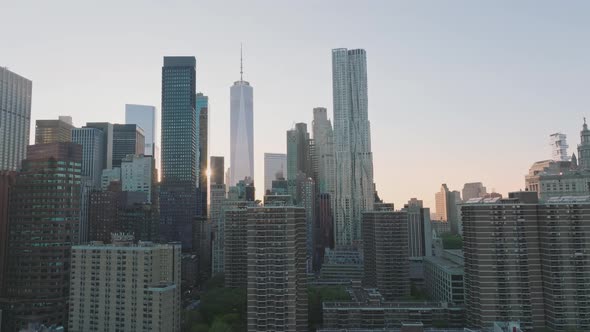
159;56;197;249
230;47;254;186
196;93;208;217
578;118;590;169
0;67;32;171
331;48;374;245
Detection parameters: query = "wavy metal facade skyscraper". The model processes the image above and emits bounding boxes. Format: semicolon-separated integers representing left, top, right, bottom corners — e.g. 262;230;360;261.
230;49;254;186
332;48;375;246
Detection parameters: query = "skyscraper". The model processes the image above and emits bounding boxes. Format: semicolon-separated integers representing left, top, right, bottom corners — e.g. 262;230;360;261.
230;50;254;186
287;123;311;201
0;171;16;295
125;104;156;156
406;198;432;258
210;156;224;185
121;154;156;202
312;107;336;197
2;143;81;330
35;117;74;144
264;153;287;194
332;48;375;245
112;124;145;168
85;122;114;170
362;206;410;300
0;67;32;172
72;127;105;188
247;206;308;331
159;56;197;249
196;92;208;217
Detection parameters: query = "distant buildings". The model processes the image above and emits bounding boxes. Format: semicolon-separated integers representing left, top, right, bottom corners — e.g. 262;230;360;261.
264;153;287;193
247;206;308;331
72;127;105;188
461;182;487;201
85;122;114;170
332;48;374;246
121;154;156;202
0;67;32;171
159;56;198;250
312;107;336;199
230;51;254;186
210;156;224;185
35;117;74;144
68;240;181;332
362;206;410;300
1;143;81;330
125;104;157;156
462;192;590;331
287;123;311;200
405;198;432;258
550;132;569;162
434;184;460;234
112;124;145;168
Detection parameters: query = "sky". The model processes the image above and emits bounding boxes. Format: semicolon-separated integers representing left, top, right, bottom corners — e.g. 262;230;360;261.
2;0;590;209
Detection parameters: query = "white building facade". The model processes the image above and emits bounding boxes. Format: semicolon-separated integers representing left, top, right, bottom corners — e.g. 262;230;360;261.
121;154;154;202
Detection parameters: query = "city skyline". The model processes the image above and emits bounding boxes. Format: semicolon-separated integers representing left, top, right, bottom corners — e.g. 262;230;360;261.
2;1;590;209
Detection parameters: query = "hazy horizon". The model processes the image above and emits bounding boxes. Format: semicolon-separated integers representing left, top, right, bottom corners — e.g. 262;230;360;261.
2;0;589;209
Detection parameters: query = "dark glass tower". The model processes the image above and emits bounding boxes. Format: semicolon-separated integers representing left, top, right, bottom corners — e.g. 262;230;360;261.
112;124;145;168
196;93;208;217
159;56;197;250
1;143;82;330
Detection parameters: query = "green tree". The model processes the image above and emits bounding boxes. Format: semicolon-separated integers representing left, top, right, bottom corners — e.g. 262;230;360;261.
441;233;463;249
200;287;247;326
210;318;233;332
308;286;351;331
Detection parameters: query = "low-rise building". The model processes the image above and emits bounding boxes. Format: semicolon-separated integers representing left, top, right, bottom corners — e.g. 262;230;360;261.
424;250;464;305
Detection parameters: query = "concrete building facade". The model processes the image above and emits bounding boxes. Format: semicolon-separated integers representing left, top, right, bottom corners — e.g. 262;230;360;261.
68;240;181;332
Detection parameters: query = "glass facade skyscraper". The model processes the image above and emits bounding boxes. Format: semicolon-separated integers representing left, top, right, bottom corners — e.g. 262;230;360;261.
230;74;254;186
160;56;197;250
112;124;145;168
125;104;156;156
196;93;208;217
0;67;32;172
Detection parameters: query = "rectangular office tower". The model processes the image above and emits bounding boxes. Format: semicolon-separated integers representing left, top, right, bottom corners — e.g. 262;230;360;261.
68;240;181;332
160;56;197;250
112;124;145;168
0;67;32;171
125;104;156;156
85;122;114;170
72;127;105;189
35;116;74;144
196;93;208;217
247;206;308;332
331;48;375;245
1;143;81;331
362;207;410;300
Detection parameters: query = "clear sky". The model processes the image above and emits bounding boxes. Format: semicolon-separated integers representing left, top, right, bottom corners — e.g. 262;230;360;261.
2;1;589;209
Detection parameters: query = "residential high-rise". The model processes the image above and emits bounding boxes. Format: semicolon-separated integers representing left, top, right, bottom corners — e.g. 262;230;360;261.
230;50;254;186
85;122;114;170
121;154;155;202
223;205;251;289
0;67;32;171
1;143;81;330
462;195;545;331
264;153;287;194
332;48;375;245
461;182;487;201
112;124;145;168
35;117;74;144
125;104;157;156
312;107;336;198
247;206;308;332
159;56;197;250
68;240;181;332
72;127;105;189
0;171;16;294
362;206;410;300
210;183;226;275
210;156;224;185
196;92;208;217
405;198;432;258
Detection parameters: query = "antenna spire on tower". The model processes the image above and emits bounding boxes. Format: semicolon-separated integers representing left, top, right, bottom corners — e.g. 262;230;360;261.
240;43;243;82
